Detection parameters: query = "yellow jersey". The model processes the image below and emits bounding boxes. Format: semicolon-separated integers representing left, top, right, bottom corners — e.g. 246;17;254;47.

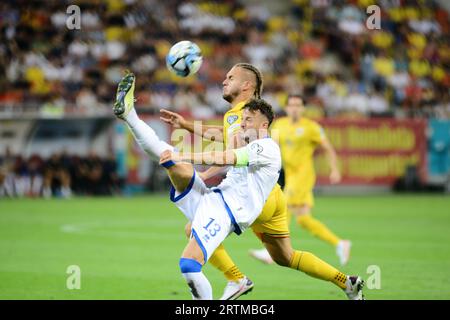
223;101;245;147
272;116;326;177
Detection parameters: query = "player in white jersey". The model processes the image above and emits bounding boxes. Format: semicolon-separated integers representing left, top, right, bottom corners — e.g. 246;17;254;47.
113;72;280;299
170;133;281;238
165;130;281;269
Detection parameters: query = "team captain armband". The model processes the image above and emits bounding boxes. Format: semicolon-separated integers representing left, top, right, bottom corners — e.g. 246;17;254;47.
233;147;249;167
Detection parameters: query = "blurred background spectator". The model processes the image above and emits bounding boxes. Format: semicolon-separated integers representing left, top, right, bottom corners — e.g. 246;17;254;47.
0;149;122;198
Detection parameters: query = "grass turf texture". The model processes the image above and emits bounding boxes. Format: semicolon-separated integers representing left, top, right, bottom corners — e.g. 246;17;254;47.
1;194;449;300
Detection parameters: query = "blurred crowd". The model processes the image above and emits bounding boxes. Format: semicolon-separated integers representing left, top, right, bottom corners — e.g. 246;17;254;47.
0;0;449;119
0;148;122;197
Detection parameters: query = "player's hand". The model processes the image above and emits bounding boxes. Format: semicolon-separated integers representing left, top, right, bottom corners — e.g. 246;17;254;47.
159;150;180;165
330;169;341;184
160;109;186;129
228;130;246;149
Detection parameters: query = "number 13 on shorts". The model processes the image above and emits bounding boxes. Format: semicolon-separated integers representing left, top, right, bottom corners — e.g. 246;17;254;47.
202;217;221;243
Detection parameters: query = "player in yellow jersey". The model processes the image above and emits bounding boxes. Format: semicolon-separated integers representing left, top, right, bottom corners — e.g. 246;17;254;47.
249;94;352;266
160;65;364;300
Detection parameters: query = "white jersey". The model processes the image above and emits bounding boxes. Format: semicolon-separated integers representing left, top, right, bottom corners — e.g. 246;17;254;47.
216;137;281;232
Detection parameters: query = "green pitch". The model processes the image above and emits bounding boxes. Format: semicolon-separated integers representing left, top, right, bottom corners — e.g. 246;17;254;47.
1;194;449;300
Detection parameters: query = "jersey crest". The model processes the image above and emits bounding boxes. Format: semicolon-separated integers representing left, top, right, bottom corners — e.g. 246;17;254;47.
295;128;305;136
251;143;264;154
227;115;239;125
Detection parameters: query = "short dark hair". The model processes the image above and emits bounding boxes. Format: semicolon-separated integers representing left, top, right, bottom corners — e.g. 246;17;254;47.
242;99;274;126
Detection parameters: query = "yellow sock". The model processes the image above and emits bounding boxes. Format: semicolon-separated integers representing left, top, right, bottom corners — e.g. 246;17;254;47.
289;250;347;289
297;214;340;246
208;244;244;281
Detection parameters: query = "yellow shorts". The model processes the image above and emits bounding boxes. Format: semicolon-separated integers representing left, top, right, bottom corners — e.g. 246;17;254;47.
251;183;290;238
284;170;315;208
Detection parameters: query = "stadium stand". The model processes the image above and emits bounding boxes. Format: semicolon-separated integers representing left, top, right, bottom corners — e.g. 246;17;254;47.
1;0;448;118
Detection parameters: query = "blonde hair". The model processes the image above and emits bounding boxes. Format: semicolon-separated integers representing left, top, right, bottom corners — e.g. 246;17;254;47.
234;63;263;99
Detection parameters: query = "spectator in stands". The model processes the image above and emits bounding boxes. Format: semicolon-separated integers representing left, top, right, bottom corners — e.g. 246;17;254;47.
0;147;14;197
102;154;122;195
83;151;116;196
26;154;44;197
0;167;6;197
75;87;100;115
42;153;72;198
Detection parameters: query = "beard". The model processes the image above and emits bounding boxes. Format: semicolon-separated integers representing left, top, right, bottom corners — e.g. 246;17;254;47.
222;87;239;103
223;92;233;103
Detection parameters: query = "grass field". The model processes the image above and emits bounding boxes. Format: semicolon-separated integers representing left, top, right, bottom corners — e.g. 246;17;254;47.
1;194;450;300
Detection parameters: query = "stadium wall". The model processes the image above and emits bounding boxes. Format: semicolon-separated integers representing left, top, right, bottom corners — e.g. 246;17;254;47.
314;118;428;186
0;117;115;158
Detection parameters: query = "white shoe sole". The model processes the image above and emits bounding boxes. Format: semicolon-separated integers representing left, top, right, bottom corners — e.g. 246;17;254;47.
226;282;254;300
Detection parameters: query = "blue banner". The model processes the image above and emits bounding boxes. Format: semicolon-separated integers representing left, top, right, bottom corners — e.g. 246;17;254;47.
428;119;450;177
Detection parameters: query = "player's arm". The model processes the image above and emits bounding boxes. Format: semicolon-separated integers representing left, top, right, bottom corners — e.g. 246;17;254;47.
160;109;224;142
160;150;237;167
320;137;341;184
159;146;254;168
196;131;247;179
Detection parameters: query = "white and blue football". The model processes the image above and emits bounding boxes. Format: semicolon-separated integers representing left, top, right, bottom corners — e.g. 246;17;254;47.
166;40;203;77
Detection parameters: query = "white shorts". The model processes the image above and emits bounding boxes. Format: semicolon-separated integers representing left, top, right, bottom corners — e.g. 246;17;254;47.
170;171;240;262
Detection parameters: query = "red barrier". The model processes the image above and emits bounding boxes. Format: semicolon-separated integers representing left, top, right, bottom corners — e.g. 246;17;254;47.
315;119;427;185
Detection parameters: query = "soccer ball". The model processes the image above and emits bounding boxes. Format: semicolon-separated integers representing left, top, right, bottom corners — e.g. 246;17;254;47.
166;40;203;77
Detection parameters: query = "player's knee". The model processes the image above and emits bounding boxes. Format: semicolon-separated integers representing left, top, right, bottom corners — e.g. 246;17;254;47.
184;222;192;238
296;213;312;227
179;257;202;273
272;253;291;267
268;249;292;267
290;205;310;216
297;214;307;226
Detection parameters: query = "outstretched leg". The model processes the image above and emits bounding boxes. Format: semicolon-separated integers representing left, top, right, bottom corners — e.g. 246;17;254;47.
113;72;174;161
114;72;195;192
258;233;364;300
114;73;214;299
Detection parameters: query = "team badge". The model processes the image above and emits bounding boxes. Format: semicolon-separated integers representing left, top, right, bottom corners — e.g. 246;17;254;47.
296;128;304;136
227;115;239;125
251;143;263;154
